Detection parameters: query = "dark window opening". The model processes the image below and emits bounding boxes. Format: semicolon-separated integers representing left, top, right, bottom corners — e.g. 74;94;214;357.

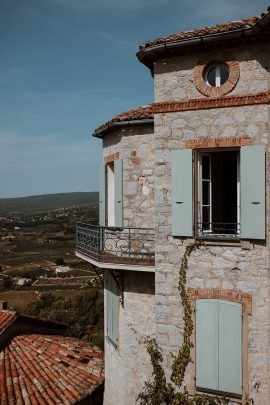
199;150;239;238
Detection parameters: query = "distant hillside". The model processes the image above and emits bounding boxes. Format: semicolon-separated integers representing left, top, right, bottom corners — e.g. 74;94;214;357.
0;192;98;214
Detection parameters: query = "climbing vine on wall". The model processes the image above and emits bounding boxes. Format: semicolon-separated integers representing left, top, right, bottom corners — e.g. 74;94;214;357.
137;240;232;405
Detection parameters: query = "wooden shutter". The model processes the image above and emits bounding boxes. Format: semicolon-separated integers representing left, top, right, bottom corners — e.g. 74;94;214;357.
171;149;193;236
218;301;242;395
241;145;265;239
196;299;219;391
106;271;119;345
114;159;123;228
99;164;106;227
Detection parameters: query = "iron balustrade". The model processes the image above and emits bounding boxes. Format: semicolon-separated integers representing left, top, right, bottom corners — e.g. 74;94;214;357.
76;222;155;266
197;222;240;240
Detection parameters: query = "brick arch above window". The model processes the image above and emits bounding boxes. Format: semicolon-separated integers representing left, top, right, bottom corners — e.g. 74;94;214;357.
193;55;240;97
187;288;252;315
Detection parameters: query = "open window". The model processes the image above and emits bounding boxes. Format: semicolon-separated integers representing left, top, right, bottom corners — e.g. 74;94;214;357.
171;145;265;240
196;150;240;238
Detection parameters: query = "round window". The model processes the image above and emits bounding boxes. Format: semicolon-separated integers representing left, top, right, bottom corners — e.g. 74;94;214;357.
204;62;229;87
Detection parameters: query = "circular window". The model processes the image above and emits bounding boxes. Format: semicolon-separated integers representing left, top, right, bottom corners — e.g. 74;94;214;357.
204;62;229;87
194;56;240;97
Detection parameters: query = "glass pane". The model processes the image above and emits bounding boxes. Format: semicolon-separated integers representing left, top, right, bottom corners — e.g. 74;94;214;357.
202;155;210;179
207;67;217;87
220;64;229;85
202;181;210;205
202;206;210;229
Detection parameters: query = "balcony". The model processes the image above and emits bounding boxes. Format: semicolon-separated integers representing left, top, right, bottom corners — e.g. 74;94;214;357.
75;222;155;271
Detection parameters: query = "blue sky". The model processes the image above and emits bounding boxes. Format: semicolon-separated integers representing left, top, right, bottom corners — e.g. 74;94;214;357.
0;0;268;198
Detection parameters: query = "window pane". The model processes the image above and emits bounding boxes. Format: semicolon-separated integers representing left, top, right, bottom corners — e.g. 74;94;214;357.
202;206;210;229
202;155;210;179
220;64;229;85
207;66;217;87
202;181;210;205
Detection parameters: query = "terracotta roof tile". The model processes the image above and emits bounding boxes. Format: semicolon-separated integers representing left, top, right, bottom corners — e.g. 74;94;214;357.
94;104;153;137
0;311;16;333
0;335;104;404
139;8;270;50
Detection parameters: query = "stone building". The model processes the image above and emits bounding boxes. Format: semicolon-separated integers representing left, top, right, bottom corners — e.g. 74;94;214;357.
76;6;270;405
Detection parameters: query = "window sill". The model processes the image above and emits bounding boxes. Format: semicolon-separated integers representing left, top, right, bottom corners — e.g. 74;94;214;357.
196;388;242;403
196;238;241;247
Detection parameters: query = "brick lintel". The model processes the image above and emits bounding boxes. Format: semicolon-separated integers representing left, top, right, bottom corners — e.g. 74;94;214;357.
185;135;251;149
104;152;120;163
187;288;252;315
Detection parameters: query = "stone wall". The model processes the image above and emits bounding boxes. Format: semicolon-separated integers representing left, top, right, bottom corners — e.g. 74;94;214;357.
103;124;155;228
154;43;270;102
154;100;270;403
103;270;155;405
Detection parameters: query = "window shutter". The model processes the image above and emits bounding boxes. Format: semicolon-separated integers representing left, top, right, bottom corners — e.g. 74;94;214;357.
241;145;265;239
218;301;242;395
114;159;123;227
99;164;106;227
171;149;193;236
196;299;219;391
106;271;119;345
106;271;113;338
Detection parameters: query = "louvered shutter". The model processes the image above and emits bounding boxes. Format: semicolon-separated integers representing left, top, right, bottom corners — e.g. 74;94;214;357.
171;149;193;236
99;164;106;227
114;159;123;227
218;301;242;395
196;299;219;391
241;145;265;239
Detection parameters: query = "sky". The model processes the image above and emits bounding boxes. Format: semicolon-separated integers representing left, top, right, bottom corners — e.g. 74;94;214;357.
0;0;269;198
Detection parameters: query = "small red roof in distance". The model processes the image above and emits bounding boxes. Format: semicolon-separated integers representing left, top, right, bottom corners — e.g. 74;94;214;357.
0;311;16;333
94;104;153;137
0;334;104;404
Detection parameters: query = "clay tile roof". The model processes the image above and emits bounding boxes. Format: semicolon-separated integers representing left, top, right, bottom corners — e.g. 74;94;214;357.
93;104;154;137
0;311;16;333
0;334;104;404
139;7;270;51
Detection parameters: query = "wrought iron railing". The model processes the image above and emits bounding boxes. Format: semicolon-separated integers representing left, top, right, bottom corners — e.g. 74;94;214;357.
76;222;155;266
197;222;240;240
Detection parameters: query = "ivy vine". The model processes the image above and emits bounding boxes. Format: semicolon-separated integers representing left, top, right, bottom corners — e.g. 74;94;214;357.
137;240;249;405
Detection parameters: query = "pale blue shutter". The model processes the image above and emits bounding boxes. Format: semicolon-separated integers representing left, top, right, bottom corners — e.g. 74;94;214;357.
171;149;193;236
106;271;113;339
196;299;219;391
99;164;106;227
106;271;119;345
218;301;242;395
241;145;265;239
114;159;123;228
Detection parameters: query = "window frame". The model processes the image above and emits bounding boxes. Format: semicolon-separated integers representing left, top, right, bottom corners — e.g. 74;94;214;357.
194;147;240;240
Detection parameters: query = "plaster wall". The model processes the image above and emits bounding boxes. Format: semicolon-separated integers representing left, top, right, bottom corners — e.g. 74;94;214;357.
103;270;155;405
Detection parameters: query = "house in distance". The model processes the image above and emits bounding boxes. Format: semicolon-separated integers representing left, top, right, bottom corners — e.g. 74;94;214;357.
76;5;270;405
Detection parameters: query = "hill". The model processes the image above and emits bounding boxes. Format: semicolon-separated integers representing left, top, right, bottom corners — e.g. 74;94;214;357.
0;192;98;214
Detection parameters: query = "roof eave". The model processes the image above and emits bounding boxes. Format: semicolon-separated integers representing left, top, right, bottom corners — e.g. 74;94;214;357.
93;118;154;139
137;24;267;71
